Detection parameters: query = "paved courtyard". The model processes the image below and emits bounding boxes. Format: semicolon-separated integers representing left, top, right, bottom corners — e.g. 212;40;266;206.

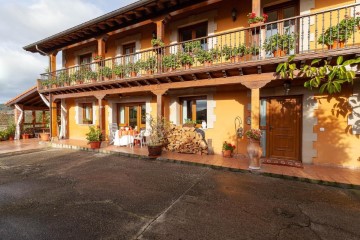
0;149;359;240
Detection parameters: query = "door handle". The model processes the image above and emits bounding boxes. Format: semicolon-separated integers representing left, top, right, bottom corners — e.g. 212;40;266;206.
269;125;274;130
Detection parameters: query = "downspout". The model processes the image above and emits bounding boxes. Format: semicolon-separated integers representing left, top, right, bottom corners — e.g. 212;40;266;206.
14;104;24;140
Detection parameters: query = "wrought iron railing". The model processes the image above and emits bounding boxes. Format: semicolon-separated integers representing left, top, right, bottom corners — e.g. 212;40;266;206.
39;3;360;90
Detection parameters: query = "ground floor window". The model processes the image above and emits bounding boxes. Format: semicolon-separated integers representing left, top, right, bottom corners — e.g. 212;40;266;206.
180;96;207;126
117;103;146;129
82;103;93;124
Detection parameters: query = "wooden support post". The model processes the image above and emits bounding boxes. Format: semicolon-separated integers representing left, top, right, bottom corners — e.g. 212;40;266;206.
152;89;168;118
251;88;260;129
96;35;109;59
50;94;57;139
32;110;36;129
49;51;58;73
95;94;106;140
252;0;261;16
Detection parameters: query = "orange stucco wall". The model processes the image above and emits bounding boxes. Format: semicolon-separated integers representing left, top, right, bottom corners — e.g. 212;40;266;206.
313;86;360;169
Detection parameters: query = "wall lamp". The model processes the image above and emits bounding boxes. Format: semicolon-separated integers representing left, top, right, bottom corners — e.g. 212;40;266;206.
152;31;157;39
283;80;291;95
232;8;237;22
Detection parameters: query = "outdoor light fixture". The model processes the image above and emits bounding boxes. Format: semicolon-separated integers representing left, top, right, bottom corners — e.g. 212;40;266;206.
283;80;291;95
152;31;157;39
232;8;237;22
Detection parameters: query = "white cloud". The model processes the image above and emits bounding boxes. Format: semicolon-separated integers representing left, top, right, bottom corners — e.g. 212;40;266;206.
0;0;106;103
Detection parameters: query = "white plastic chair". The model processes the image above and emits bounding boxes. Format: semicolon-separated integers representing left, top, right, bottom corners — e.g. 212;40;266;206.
133;130;146;147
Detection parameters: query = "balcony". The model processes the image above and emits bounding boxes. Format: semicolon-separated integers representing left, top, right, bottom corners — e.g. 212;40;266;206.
38;3;360;93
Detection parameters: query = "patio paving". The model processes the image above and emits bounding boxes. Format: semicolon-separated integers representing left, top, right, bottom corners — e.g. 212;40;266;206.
49;139;360;189
1;138;359;189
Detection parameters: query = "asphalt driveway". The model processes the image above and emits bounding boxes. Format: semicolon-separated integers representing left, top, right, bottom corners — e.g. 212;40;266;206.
0;149;359;240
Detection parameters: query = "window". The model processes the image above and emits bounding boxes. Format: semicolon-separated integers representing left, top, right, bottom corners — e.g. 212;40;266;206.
117;103;146;129
79;53;92;64
123;43;136;64
179;22;208;49
82;103;93;124
180;96;207;125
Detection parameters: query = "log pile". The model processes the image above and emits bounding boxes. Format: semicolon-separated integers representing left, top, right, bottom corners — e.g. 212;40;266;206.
166;126;208;155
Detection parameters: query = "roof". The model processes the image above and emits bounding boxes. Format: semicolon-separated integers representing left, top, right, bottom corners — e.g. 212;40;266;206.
23;0;205;53
5;86;48;109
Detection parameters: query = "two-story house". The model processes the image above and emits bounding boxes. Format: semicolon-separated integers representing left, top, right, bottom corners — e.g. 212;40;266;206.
23;0;360;169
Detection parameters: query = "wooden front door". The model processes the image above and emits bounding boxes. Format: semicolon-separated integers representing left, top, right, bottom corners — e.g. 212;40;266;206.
267;96;301;161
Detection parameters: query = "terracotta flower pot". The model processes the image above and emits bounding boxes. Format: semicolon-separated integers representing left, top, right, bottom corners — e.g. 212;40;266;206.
249;21;264;28
130;72;137;77
22;134;30;139
148;145;163;158
39;133;50;141
91;79;97;83
230;56;237;63
8;136;14;141
273;49;286;57
76;80;83;85
204;61;213;67
327;40;345;50
223;150;232;158
183;63;192;70
89;141;101;149
247;139;262;170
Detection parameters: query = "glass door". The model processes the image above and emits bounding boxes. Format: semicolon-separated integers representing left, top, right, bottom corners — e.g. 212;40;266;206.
265;2;298;57
118;103;146;130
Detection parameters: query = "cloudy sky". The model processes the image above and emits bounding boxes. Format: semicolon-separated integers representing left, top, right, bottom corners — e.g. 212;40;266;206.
0;0;137;103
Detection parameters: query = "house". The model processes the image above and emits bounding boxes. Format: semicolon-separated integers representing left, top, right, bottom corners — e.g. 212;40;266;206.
22;0;360;169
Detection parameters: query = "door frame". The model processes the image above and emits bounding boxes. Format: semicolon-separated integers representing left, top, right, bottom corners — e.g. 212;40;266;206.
116;102;146;129
260;95;303;162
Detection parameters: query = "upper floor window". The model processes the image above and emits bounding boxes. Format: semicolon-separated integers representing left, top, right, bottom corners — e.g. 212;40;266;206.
79;53;92;64
123;43;136;64
179;22;208;49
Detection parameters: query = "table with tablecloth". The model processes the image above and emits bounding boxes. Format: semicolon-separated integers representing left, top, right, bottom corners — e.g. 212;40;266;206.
113;130;137;146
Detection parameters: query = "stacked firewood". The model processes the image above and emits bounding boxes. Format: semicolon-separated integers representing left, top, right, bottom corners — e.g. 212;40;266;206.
166;125;208;155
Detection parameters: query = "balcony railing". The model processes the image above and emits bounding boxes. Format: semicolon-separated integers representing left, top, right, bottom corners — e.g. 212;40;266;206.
39;3;360;90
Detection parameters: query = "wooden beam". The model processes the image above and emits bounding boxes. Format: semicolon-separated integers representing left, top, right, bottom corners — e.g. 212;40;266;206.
53;73;278;100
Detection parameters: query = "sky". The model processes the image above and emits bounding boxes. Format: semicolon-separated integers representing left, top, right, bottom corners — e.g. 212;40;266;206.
0;0;137;103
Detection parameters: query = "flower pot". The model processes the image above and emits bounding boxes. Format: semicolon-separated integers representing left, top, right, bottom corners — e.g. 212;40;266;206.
130;72;137;77
147;70;154;75
249;22;264;28
8;135;14;141
91;79;97;83
167;67;174;72
76;80;83;85
327;40;345;49
64;82;70;87
148;145;163;158
204;61;213;67
39;133;50;141
247;139;262;170
223;150;232;158
89;141;101;149
183;63;192;70
230;56;237;63
273;49;286;57
51;84;58;88
22;134;30;139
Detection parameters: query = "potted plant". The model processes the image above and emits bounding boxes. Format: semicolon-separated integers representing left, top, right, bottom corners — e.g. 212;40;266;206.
162;54;179;72
245;129;263;170
263;32;296;57
147;115;171;157
178;52;194;69
98;66;112;80
86;126;102;149
222;141;236;158
41;80;50;90
182;119;197;128
318;16;360;49
22;128;33;139
196;48;220;66
151;38;165;47
126;61;142;77
92;54;103;62
57;71;69;86
222;45;241;63
247;12;268;27
71;70;84;85
113;64;126;78
142;56;157;74
183;40;202;53
84;69;98;83
6;123;16;141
